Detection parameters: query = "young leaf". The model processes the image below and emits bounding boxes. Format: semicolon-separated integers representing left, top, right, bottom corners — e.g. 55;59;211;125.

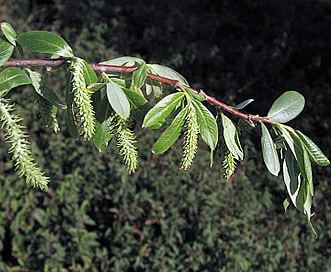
122;87;151;124
106;81;130;120
143;92;185;128
221;113;243;161
132;61;148;89
1;22;17;46
17;31;73;58
100;56;144;66
283;149;302;211
234;99;254;110
28;70;66;109
0;36;15;67
296;130;330;166
65;76;78;138
81;59;98;84
93;115;116;151
267;91;305;123
145;78;162;96
0;67;31;92
152;105;188;154
148;64;189;85
192;99;218;150
260;122;280;176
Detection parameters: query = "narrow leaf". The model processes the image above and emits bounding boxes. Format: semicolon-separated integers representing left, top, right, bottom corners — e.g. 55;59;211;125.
0;67;31;92
65;76;78;138
289;130;314;196
145;78;162;96
1;22;17;46
0;36;15;67
296;130;330;166
221;113;243;161
234;99;254;110
260;122;280;176
28;70;66;109
106;81;130;120
268;91;305;123
122;87;151;124
143;92;185;128
152;106;188;154
93;115;115;151
283;149;302;211
100;56;144;66
148;64;189;85
132;61;148;89
17;31;73;58
81;59;98;85
192;99;218;150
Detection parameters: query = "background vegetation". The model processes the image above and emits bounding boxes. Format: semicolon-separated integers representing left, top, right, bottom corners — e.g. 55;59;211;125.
1;0;330;271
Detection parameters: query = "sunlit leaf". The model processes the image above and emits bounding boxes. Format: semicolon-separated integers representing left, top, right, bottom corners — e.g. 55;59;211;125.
0;67;31;92
148;64;189;85
80;59;98;84
28;70;66;109
106;81;130;120
132;61;148;89
234;98;254;110
100;56;144;66
1;22;17;46
17;31;73;58
152;105;188;154
143;92;184;128
122;87;151;124
260;122;280;176
296;130;330;166
0;36;14;67
268;91;305;123
192;99;218;150
221;113;243;161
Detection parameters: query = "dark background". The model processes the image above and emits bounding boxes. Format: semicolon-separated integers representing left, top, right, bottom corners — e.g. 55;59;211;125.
0;0;330;271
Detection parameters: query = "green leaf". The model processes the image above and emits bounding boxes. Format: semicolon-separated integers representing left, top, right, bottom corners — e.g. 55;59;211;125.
192;100;218;150
260;122;280;176
144;92;184;128
100;56;144;66
221;113;243;161
28;70;66;109
289;130;314;196
132;61;148;89
1;22;17;46
87;83;106;93
65;76;78;138
283;149;302;211
152;106;188;154
93;116;115;151
148;64;189;85
279;125;314;196
145;78;162;96
0;67;31;92
234;99;254;110
122;87;151;124
267;91;305;123
106;81;130;120
0;36;15;67
80;59;98;85
143;92;185;128
17;31;73;58
296;130;330;166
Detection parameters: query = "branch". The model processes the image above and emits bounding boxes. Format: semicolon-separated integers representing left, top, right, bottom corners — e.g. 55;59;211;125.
3;58;273;126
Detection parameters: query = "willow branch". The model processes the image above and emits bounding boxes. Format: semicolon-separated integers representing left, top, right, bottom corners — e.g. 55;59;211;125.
3;58;274;126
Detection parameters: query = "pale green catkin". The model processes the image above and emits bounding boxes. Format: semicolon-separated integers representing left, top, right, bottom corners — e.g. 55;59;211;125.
116;116;138;173
36;95;60;133
0;98;49;190
181;104;199;170
70;58;95;140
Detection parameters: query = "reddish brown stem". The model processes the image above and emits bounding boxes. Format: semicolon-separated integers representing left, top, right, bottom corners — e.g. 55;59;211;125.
2;58;273;126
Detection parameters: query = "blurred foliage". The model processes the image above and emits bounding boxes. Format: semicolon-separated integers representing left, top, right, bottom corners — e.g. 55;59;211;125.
0;0;330;271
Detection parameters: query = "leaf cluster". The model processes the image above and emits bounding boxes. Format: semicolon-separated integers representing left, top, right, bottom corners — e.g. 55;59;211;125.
0;22;329;233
